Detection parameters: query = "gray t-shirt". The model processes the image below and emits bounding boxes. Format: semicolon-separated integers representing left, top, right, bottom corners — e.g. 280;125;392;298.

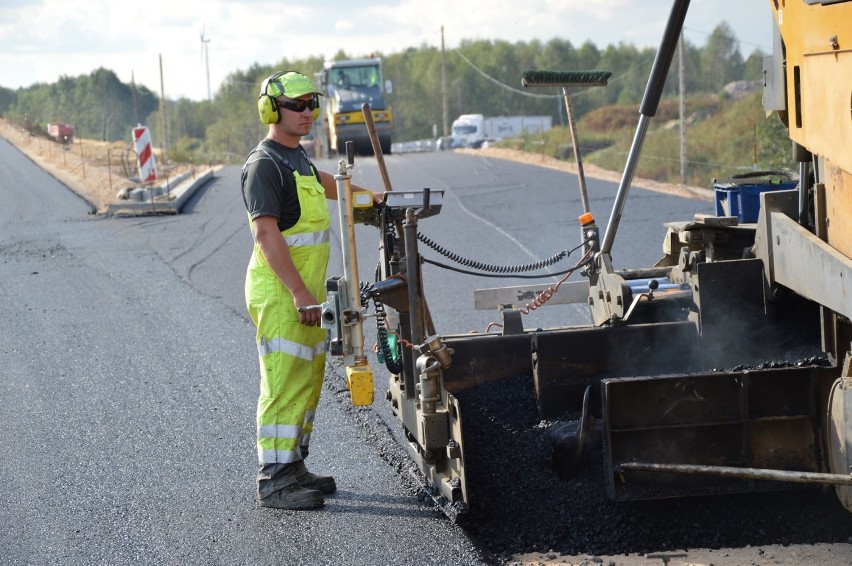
241;139;318;232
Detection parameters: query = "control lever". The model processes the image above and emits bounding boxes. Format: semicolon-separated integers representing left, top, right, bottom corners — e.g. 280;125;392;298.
346;140;355;166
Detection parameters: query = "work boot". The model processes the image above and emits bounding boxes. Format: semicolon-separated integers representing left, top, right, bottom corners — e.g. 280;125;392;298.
257;483;324;510
293;458;337;494
296;470;337;495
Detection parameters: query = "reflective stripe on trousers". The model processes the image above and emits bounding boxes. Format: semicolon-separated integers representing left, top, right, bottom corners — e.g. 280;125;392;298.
257;336;327;360
254;334;325;465
245;168;331;468
254;335;326;464
256;407;316;463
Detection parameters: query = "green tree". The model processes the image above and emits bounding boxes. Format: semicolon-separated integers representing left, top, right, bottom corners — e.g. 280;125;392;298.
700;22;744;92
203;65;268;160
7;68;158;142
756;107;794;171
742;49;766;83
1;24;774;169
0;86;17;115
598;43;651;106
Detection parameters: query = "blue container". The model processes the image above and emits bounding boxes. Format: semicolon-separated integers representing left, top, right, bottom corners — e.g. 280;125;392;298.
713;171;798;223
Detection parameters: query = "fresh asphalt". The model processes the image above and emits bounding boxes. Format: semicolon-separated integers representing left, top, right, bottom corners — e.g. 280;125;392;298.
0;136;713;565
0;139;487;565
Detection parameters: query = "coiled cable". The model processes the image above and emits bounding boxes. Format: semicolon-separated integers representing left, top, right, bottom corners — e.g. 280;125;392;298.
417;231;570;273
360;281;404;374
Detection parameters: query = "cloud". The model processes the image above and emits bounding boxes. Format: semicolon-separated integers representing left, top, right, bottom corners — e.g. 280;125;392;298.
0;0;773;101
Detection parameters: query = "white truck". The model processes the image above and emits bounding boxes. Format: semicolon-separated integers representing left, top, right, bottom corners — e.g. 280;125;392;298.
451;114;553;148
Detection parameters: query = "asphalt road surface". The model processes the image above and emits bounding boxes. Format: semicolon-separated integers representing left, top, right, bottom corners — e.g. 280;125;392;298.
3;137;850;565
0;139;484;565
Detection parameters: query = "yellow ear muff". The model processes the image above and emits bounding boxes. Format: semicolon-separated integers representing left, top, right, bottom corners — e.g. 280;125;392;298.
257;73;284;124
257;94;279;124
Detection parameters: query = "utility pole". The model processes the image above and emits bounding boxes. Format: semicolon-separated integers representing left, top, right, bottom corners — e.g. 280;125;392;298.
678;31;686;187
131;70;139;124
159;54;169;164
441;26;448;138
201;27;211;101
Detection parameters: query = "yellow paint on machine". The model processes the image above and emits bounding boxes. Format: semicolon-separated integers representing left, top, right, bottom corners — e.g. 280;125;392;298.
771;1;852;263
772;0;852;175
334;108;392;126
346;365;374;406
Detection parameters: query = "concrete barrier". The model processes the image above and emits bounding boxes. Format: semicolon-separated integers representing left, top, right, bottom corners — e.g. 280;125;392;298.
106;168;216;216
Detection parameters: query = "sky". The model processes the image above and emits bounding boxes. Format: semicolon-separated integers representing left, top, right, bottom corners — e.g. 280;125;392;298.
0;0;776;102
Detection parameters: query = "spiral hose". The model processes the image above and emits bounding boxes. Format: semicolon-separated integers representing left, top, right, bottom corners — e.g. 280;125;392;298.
360;281;404;374
417;232;570;273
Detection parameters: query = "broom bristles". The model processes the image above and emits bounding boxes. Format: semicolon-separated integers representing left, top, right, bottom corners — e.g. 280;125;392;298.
521;70;612;88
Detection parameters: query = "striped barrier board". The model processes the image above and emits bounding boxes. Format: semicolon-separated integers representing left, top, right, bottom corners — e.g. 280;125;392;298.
132;125;157;182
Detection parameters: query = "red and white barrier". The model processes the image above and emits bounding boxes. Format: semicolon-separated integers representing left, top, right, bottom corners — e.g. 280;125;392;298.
132;125;158;183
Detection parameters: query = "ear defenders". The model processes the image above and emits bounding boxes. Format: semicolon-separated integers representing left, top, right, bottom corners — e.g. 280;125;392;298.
257;72;285;125
257;71;321;124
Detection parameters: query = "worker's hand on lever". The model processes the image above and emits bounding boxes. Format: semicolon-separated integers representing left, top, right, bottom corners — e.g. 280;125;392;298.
293;290;322;327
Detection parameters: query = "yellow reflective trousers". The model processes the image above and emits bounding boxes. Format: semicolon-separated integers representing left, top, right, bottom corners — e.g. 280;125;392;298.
245;170;330;467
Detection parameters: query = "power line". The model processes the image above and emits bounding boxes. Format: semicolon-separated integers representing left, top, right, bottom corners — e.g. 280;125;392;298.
452;49;654;100
682;25;770;54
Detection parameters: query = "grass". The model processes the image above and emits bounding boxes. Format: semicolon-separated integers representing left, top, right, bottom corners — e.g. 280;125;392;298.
504;90;795;189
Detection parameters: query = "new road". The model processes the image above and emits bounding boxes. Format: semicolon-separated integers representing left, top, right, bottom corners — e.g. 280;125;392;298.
3;137;850;565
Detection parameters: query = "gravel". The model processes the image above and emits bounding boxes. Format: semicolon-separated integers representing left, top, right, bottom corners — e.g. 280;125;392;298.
453;374;852;563
325;360;852;564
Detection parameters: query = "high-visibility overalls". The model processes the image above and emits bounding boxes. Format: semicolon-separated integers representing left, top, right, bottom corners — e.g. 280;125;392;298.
244;150;330;492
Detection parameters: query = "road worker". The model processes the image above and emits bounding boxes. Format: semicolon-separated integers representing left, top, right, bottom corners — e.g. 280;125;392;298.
241;70;378;509
336;70;351;89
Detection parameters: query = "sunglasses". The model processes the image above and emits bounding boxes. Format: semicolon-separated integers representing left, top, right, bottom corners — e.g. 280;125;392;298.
276;96;320;113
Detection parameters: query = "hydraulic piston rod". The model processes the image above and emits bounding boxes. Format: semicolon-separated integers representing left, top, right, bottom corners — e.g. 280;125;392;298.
618;462;852;487
601;0;690;254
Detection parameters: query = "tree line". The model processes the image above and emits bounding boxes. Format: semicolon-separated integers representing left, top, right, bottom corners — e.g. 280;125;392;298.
0;22;762;165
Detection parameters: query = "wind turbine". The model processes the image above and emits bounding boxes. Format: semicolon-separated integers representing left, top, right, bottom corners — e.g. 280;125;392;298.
200;25;211;101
